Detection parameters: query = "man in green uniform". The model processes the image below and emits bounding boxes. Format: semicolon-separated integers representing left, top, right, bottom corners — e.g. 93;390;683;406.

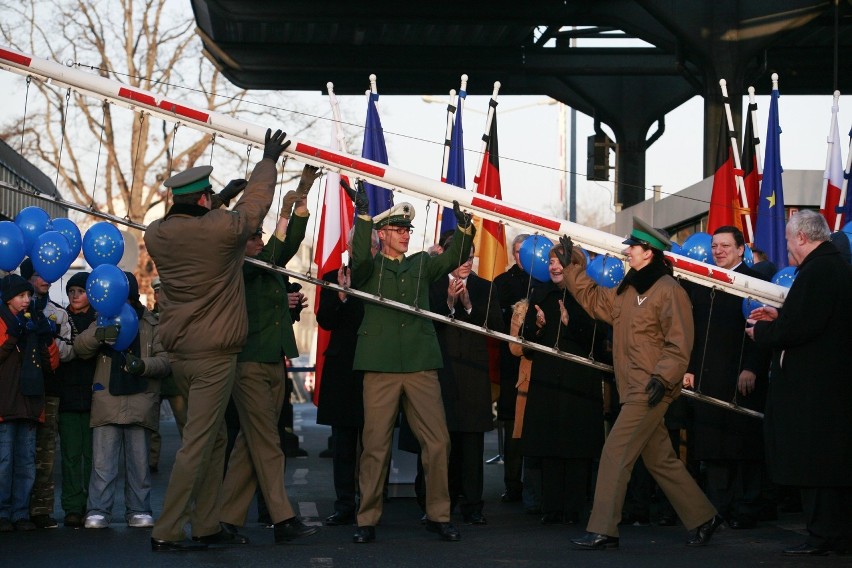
345;181;474;544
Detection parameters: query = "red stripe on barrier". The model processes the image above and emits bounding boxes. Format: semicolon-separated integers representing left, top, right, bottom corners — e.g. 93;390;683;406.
294;143;386;177
666;256;735;284
157;100;210;123
118;87;157;107
0;48;31;67
470;196;562;231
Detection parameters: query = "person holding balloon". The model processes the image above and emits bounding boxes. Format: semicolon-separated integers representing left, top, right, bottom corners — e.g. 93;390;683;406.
520;243;604;527
0;274;55;532
74;272;169;530
682;226;771;531
557;216;721;550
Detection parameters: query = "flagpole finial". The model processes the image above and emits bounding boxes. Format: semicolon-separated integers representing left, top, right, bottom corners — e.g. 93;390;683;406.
771;73;779;90
719;78;726;87
460;74;468;92
719;78;729;98
492;81;501;98
369;74;378;94
833;90;841;100
327;82;335;94
450;89;456;97
748;86;755;96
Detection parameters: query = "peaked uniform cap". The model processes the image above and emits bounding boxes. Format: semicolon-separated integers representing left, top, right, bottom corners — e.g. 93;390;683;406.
164;165;214;196
373;202;416;229
623;216;672;251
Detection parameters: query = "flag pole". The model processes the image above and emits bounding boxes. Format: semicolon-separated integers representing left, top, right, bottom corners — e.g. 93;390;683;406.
435;88;457;243
835;123;852;231
327;82;348;154
473;81;501;184
747;87;763;177
819;91;840;220
720;79;755;243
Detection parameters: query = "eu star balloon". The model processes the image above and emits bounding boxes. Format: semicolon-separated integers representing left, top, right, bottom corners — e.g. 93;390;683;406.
83;222;125;268
518;235;553;282
14;206;51;253
31;231;74;283
0;220;26;272
86;264;129;318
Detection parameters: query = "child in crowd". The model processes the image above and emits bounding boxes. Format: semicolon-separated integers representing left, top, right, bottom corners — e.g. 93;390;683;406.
74;273;168;529
0;274;57;531
56;272;97;528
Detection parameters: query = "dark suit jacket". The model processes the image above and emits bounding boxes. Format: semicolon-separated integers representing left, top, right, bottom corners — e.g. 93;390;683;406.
315;269;364;428
429;272;504;433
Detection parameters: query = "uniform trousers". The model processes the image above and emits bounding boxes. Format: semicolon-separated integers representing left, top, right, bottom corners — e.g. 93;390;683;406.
148;395;187;470
587;401;716;537
151;354;237;541
357;370;450;526
29;395;59;517
218;361;294;526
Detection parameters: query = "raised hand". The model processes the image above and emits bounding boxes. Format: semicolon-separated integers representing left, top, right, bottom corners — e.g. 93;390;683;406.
263;128;291;162
452;201;472;229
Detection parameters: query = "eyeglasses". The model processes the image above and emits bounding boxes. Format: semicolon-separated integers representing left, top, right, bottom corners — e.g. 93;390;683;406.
385;227;413;235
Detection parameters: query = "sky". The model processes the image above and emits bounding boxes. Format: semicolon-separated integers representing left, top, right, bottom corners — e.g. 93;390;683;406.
1;46;851;251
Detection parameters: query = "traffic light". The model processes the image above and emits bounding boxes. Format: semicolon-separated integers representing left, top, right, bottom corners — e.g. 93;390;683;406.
587;133;613;181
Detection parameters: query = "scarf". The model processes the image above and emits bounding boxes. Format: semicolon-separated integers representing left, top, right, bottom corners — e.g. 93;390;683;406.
616;255;672;296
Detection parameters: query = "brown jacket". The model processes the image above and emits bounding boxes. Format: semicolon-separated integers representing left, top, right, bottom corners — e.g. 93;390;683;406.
74;309;170;431
562;263;693;404
144;159;277;358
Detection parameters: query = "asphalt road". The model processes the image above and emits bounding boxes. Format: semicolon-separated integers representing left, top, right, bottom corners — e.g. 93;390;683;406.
3;402;847;568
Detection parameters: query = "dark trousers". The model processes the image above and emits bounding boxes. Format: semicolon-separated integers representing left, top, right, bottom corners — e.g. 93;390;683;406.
502;422;523;495
331;426;360;516
57;412;92;516
704;460;762;521
541;457;590;520
449;431;485;516
800;486;852;551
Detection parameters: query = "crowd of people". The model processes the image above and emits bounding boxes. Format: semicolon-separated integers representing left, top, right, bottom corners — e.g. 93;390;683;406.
1;126;850;557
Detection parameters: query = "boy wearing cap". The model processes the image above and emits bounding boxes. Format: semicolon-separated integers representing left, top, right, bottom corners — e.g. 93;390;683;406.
145;128;290;551
556;217;720;550
0;274;51;532
344;180;474;544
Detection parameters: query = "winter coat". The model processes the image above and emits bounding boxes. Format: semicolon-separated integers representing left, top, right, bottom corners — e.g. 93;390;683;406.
686;263;770;461
509;300;532;439
56;306;98;413
144;158;276;358
74;309;169;431
350;216;474;373
520;280;604;458
0;306;46;422
315;269;364;429
239;212;308;363
429;272;504;432
752;241;852;486
562;260;694;405
33;297;73;396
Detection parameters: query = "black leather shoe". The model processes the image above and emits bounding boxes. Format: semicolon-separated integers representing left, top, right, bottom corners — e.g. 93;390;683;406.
500;490;522;503
273;517;318;544
686;514;724;546
151;538;209;552
463;513;487;525
353;525;375;543
782;542;831;556
425;520;461;541
192;523;249;545
728;517;756;530
324;512;355;526
571;532;619;550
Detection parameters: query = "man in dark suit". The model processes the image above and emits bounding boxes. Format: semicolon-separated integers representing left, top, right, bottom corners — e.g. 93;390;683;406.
683;226;770;529
429;242;504;525
315;228;379;526
747;210;852;556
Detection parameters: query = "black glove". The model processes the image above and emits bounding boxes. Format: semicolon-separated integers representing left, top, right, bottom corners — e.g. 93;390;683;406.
341;178;369;216
215;179;248;208
28;312;55;340
555;235;574;268
95;325;120;345
645;375;667;407
263;128;291;162
124;352;146;376
453;200;472;229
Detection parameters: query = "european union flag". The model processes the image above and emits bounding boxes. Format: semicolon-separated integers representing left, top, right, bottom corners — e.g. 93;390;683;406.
754;87;788;268
361;92;393;217
440;89;466;234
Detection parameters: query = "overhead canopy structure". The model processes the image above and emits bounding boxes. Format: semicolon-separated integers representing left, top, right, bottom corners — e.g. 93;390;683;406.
192;0;852;208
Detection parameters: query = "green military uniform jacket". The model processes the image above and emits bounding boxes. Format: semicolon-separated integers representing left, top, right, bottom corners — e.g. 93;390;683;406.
238;212;308;363
350;215;474;373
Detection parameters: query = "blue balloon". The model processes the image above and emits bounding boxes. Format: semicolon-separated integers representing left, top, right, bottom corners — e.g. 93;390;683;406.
743;245;754;267
31;231;74;283
83;222;124;267
669;242;683;256
579;247;591;267
51;218;82;260
682;232;714;264
15;206;51;253
742;297;765;320
97;302;138;352
0;220;27;272
519;235;553;282
771;266;797;288
87;264;129;317
587;255;625;288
